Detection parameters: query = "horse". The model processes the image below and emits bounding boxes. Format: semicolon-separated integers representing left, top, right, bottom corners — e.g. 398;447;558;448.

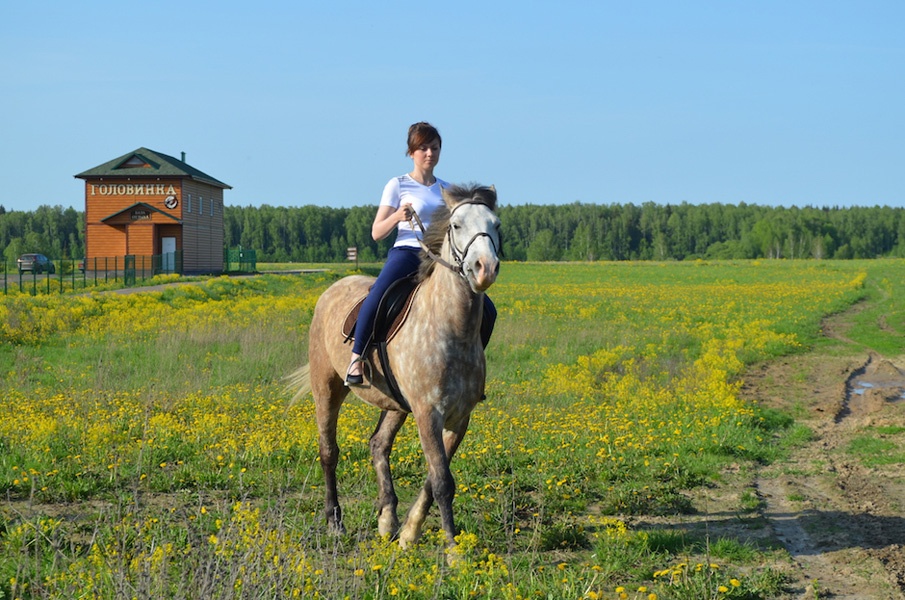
287;183;501;551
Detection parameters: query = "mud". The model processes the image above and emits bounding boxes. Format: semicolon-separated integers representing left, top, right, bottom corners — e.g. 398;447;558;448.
738;310;905;598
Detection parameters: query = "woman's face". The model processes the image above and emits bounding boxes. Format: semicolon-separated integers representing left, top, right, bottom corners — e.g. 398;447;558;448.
411;139;441;171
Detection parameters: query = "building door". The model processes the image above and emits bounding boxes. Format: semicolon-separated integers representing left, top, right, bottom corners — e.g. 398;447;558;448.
161;237;177;273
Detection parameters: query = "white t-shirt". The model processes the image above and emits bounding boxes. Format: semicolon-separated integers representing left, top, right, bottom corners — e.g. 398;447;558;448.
380;174;448;248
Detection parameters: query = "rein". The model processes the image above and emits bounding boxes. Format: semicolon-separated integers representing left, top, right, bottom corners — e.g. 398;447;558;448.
409;200;499;279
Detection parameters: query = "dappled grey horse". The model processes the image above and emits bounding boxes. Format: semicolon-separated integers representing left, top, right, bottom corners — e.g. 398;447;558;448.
288;183;501;551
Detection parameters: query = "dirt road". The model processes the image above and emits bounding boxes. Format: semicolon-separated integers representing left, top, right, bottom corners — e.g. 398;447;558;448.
628;302;905;599
741;308;905;598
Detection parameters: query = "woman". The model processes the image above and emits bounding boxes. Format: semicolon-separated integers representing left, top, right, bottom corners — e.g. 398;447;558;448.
346;122;495;386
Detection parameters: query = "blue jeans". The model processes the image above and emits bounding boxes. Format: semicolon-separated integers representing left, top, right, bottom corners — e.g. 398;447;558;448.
351;246;497;355
352;247;422;355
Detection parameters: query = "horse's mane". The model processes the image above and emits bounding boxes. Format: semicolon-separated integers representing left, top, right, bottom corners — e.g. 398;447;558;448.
417;183;497;281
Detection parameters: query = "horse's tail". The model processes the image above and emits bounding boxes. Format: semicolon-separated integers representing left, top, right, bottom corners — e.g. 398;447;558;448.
284;363;312;405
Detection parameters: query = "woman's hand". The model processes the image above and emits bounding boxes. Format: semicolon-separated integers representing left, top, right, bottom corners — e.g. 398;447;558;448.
372;203;414;241
397;203;413;223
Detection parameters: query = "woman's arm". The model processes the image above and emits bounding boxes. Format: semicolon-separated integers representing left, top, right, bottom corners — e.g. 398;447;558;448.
371;203;412;241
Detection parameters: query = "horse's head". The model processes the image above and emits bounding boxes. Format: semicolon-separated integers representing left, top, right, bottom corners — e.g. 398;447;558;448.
418;184;501;293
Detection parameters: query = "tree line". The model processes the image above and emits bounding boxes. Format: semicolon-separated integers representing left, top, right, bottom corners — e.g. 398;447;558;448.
223;201;905;261
3;202;905;265
0;205;84;265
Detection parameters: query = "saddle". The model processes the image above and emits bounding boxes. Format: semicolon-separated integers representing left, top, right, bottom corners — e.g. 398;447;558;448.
342;276;420;347
342;276;420;411
341;275;494;412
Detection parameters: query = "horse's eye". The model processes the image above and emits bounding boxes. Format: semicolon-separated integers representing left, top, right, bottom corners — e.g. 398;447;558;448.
452;223;461;230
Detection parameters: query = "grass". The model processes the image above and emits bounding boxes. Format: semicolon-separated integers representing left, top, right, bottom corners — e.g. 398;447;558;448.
847;429;905;467
1;259;901;599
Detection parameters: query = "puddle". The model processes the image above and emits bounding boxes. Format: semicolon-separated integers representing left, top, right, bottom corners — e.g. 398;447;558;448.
848;358;905;403
838;357;905;422
851;379;905;400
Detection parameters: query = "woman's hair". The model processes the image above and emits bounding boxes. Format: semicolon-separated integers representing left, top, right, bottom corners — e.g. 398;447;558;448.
406;122;442;156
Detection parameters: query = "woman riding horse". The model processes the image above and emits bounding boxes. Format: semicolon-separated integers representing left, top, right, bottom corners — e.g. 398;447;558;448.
345;122;496;386
289;178;501;553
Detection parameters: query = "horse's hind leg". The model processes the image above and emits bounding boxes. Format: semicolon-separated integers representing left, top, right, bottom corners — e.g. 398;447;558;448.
369;410;408;537
314;376;349;534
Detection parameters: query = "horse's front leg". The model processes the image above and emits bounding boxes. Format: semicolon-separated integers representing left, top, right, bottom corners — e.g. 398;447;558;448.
399;413;471;549
369;410;408;537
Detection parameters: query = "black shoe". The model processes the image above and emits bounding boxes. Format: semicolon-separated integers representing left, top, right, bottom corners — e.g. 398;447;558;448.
345;357;367;387
344;372;364;387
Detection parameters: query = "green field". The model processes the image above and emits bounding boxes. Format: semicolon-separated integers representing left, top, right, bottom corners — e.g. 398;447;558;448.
1;259;902;599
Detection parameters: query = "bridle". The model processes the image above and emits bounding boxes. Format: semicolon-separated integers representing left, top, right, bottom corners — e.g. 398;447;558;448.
409;200;500;279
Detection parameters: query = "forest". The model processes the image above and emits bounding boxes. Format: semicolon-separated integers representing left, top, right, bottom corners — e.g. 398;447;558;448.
2;201;905;264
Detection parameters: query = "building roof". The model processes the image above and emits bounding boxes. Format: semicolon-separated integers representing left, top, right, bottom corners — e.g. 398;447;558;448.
100;202;183;224
75;147;232;189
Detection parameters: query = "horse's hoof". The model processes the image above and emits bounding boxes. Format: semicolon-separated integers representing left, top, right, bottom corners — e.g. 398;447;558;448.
377;513;399;538
328;521;346;536
398;529;418;550
445;544;464;567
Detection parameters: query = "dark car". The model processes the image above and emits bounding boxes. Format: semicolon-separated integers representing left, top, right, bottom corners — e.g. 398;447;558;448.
17;253;56;274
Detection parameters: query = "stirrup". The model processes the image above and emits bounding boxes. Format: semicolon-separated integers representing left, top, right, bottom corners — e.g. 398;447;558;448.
345;357;372;388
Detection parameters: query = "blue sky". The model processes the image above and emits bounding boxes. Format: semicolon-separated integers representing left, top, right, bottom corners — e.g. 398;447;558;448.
2;1;903;212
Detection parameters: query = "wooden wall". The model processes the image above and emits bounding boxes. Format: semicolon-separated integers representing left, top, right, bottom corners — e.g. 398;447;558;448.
181;180;225;274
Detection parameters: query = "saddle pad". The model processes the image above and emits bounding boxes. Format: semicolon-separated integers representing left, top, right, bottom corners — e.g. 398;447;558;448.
341;282;420;344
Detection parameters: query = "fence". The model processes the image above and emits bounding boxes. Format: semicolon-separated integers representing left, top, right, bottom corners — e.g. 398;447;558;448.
224;247;257;273
2;252;184;295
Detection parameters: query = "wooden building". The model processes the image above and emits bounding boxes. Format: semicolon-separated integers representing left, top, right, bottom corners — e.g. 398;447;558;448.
75;148;231;275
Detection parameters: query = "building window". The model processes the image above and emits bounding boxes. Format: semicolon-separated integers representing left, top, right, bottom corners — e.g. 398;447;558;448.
116;155;151;169
187;194;192;213
199;196;204;215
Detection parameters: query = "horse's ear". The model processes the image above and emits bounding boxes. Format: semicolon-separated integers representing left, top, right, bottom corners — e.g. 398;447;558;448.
490;185;495;193
441;185;454;207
